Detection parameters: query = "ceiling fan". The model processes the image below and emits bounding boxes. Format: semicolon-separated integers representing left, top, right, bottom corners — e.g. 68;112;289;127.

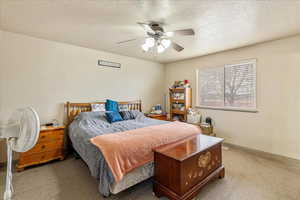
117;22;195;53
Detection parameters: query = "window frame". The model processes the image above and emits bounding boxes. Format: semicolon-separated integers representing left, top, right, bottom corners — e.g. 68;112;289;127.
196;59;258;113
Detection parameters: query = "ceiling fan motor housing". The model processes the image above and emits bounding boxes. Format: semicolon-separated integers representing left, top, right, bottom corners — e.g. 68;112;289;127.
150;22;164;33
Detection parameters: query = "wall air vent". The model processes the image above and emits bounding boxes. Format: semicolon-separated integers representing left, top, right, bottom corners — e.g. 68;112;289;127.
98;60;121;69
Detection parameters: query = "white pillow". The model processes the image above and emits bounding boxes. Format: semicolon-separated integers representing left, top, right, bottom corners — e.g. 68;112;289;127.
91;104;106;112
119;104;129;111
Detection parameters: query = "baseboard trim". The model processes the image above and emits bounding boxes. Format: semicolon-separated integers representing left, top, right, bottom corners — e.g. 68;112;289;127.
223;142;300;169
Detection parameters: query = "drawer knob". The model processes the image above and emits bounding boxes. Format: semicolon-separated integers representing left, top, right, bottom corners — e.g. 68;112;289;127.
41;145;46;149
41;136;46;139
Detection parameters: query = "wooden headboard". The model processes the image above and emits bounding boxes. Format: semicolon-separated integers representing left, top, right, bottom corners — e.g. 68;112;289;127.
66;100;142;125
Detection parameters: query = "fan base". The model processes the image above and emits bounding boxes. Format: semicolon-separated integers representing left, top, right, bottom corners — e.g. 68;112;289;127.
4;190;12;200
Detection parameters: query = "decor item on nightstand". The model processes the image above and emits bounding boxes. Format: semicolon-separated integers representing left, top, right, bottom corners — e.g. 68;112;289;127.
200;123;215;136
16;125;65;172
187;108;202;124
169;84;192;122
150;104;163;114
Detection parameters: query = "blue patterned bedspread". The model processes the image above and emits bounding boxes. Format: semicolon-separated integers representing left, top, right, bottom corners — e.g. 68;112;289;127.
68;111;169;196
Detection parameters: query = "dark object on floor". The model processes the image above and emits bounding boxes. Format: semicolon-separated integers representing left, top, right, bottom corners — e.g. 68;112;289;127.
205;117;212;125
73;150;81;159
153;134;225;200
45;123;54;126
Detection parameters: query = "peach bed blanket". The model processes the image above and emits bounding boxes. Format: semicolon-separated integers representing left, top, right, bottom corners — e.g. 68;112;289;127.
90;121;201;182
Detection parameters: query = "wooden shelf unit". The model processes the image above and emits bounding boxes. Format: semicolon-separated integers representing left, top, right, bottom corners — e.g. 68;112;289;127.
170;99;185;103
169;88;192;121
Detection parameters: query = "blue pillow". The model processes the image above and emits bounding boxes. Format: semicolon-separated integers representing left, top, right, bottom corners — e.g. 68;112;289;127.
119;111;135;120
105;99;119;112
106;111;123;123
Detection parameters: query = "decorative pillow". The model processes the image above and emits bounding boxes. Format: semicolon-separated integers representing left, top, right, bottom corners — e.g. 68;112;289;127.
105;99;119;112
75;111;110;128
91;104;106;112
106;111;123;123
119;111;135;120
118;104;129;112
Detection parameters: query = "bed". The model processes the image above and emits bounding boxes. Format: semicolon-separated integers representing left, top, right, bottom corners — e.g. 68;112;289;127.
66;101;170;196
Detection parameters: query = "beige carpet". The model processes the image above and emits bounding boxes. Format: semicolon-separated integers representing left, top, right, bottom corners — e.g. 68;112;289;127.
1;146;300;200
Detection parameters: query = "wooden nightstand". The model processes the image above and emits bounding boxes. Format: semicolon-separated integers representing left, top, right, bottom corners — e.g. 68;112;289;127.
16;126;65;172
146;113;168;121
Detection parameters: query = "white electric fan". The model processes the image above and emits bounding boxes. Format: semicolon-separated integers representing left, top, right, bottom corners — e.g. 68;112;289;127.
0;107;40;200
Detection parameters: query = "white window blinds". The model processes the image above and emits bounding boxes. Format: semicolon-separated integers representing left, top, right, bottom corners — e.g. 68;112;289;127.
198;60;256;110
199;66;224;107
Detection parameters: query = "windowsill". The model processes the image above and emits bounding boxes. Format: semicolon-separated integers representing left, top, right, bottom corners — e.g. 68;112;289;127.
196;106;258;113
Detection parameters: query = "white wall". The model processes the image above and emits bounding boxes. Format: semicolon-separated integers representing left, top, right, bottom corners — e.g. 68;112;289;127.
0;30;3;119
0;31;165;162
0;31;165;123
165;35;300;160
1;30;300;163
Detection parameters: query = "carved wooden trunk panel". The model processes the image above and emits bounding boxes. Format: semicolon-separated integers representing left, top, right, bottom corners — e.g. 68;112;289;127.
180;144;222;195
153;134;224;200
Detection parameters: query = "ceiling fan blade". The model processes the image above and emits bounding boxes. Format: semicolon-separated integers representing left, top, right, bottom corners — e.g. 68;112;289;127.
137;22;155;34
172;42;184;52
172;29;195;36
116;38;137;45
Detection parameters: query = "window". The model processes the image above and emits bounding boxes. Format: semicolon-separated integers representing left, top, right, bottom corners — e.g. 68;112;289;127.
197;59;257;111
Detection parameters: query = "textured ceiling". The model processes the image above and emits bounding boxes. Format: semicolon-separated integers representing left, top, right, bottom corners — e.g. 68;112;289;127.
1;0;300;63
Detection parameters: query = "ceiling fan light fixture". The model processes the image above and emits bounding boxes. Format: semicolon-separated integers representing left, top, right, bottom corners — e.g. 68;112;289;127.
161;39;171;48
157;45;165;53
145;37;155;48
165;32;174;37
119;22;194;54
141;43;149;52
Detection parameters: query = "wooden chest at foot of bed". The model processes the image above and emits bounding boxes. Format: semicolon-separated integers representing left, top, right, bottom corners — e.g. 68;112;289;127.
153;134;225;200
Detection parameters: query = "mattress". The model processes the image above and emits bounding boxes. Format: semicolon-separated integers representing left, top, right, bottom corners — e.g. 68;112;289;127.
68;110;169;196
110;162;154;194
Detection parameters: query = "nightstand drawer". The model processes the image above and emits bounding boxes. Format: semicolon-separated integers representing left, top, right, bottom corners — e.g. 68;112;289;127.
153;116;168;121
39;130;64;142
23;141;63;155
147;114;168;121
17;126;66;171
18;149;64;167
